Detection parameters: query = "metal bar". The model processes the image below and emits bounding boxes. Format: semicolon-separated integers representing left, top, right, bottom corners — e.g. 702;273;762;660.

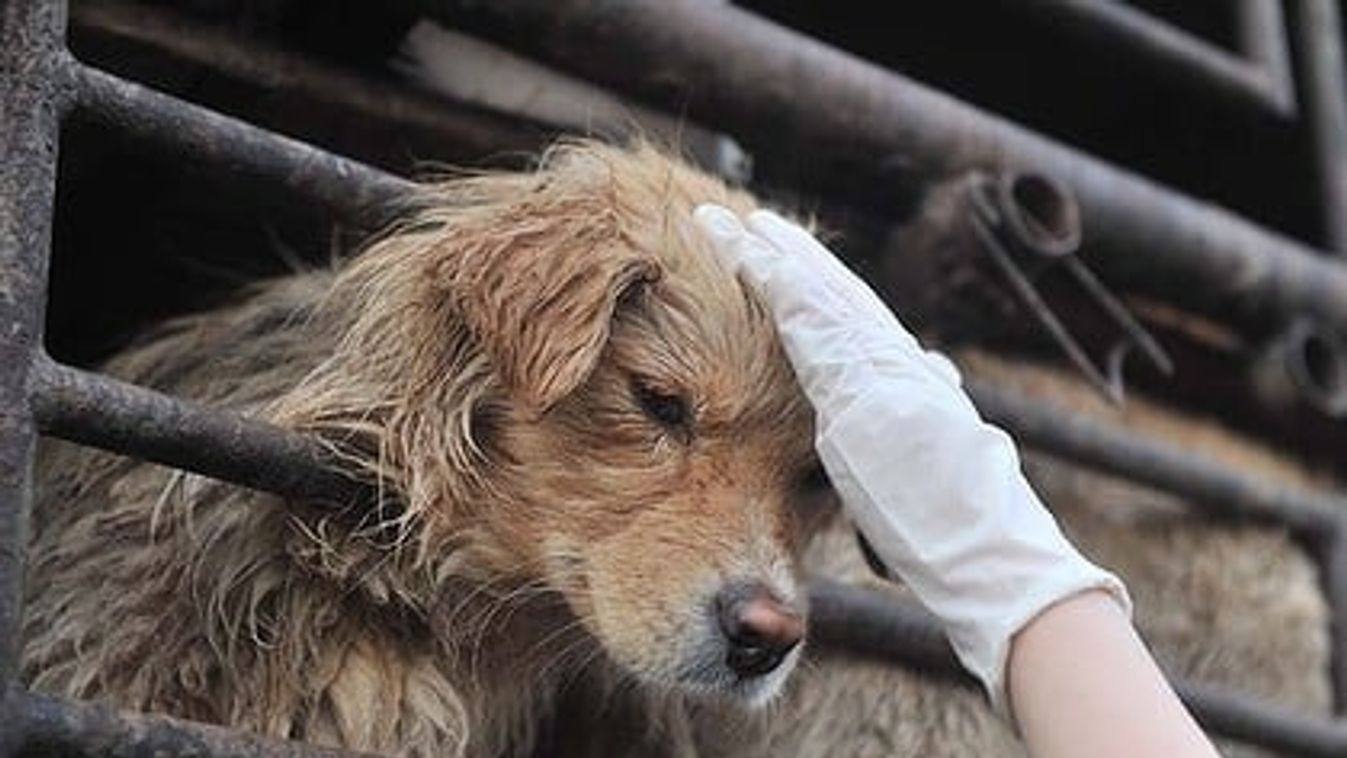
10;687;376;757
0;0;66;723
1004;0;1292;118
69;61;417;225
29;359;377;510
968;381;1343;539
68;0;551;169
1293;0;1347;255
418;0;1347;337
807;582;1347;757
1237;0;1296;113
32;349;1345;545
1322;524;1347;712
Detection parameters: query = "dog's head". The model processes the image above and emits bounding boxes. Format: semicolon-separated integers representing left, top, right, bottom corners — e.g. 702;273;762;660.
306;142;835;705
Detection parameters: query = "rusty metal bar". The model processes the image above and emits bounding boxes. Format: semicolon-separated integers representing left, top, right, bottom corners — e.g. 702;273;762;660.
1292;0;1347;255
1237;0;1295;113
0;0;66;725
1323;527;1347;712
418;0;1347;337
967;382;1344;538
70;61;417;225
8;687;375;757
30;358;376;510
808;582;1347;757
68;0;551;171
1004;0;1293;118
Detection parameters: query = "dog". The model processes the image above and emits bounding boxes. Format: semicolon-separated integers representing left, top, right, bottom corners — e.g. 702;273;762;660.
23;141;839;756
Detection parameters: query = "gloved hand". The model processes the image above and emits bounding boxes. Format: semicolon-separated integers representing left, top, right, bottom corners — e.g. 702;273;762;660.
693;204;1130;717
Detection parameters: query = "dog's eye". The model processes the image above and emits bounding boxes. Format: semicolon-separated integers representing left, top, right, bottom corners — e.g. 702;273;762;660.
634;384;690;429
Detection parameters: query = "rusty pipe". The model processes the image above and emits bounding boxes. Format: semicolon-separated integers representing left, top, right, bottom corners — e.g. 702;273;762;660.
1251;319;1347;418
882;171;1081;327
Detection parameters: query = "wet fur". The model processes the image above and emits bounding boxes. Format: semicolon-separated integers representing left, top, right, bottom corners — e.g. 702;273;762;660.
24;142;826;756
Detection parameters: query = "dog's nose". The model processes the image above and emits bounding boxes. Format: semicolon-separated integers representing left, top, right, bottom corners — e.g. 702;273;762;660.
715;582;804;678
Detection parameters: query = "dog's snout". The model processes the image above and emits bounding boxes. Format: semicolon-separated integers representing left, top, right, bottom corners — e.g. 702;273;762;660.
715;582;804;678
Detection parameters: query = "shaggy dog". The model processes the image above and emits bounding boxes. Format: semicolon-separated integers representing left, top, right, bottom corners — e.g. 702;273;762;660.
22;140;1332;758
23;142;836;756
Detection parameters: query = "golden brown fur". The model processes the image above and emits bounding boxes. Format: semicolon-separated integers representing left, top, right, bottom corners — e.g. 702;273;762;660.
24;142;831;756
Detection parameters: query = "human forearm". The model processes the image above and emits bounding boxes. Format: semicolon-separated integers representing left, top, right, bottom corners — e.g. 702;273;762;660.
1008;590;1219;758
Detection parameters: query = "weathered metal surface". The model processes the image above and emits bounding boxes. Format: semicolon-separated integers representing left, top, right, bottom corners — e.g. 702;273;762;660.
71;62;417;226
886;170;1170;403
1322;530;1347;712
30;358;378;510
418;0;1347;336
69;0;553;172
1002;0;1294;118
968;381;1343;538
1293;0;1347;256
0;0;66;715
1236;0;1296;115
1249;319;1347;418
8;688;377;757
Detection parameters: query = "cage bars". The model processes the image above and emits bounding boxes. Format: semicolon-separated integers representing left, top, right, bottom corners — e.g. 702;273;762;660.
2;0;1347;754
420;0;1347;337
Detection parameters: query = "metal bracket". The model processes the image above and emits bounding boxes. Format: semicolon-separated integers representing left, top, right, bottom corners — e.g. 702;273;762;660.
965;173;1174;404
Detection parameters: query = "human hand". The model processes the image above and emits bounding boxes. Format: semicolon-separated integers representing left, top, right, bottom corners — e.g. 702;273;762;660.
693;204;1129;716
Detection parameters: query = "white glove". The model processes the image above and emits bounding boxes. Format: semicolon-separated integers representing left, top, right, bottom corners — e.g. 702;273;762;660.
693;204;1130;716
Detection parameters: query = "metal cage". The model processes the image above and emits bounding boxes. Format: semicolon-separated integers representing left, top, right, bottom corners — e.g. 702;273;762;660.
4;1;1347;755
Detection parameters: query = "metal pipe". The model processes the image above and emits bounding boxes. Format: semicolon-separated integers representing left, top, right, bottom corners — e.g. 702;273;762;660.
69;0;553;171
29;359;377;510
417;0;1347;336
1292;0;1347;255
399;20;751;182
1322;525;1347;713
1236;0;1296;114
1001;0;1292;119
966;382;1343;539
70;62;417;226
10;687;373;757
0;0;66;715
807;582;1347;757
1250;319;1347;418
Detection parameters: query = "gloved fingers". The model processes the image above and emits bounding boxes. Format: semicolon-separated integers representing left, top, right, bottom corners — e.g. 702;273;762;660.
922;349;965;390
745;210;915;341
695;204;871;328
693;203;780;282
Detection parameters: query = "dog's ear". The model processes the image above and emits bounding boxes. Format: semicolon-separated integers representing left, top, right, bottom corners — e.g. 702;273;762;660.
436;210;661;415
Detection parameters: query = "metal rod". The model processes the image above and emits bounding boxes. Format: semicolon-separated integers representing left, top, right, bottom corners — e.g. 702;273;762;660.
8;687;375;757
0;0;66;720
1237;0;1296;114
1322;525;1347;713
808;582;1347;757
968;381;1343;539
1003;0;1292;118
69;0;551;170
418;0;1347;337
30;359;377;510
1293;0;1347;255
70;62;417;225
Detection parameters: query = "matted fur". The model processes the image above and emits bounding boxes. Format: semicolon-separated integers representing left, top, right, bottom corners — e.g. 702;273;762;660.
25;142;831;756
